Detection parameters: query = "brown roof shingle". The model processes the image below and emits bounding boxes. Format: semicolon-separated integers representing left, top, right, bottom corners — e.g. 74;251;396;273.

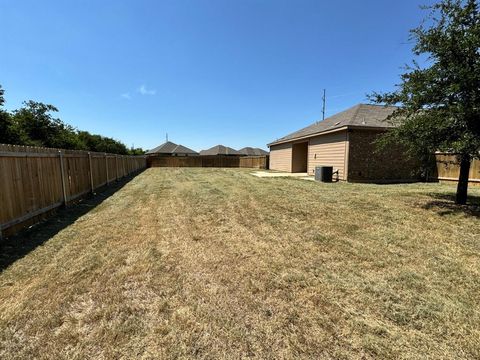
238;147;269;156
268;104;398;146
146;141;198;155
199;145;242;156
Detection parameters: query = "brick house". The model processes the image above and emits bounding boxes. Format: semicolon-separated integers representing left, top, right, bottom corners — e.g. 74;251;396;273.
267;104;421;182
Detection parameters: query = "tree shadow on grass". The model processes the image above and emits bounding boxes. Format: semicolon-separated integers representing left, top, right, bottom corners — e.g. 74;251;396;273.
423;192;480;217
0;174;140;273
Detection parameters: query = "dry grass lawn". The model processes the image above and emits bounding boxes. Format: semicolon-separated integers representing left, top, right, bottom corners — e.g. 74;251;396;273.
1;168;479;359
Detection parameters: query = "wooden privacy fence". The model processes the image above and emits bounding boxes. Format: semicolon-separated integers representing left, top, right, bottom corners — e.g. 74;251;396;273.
0;144;147;238
148;155;269;169
435;153;480;186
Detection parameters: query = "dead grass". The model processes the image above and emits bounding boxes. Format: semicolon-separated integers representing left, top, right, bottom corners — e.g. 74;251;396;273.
0;168;479;359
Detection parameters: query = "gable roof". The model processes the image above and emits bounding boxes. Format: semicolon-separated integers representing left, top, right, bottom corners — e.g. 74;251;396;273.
146;141;198;155
199;145;242;156
268;104;398;146
238;147;269;156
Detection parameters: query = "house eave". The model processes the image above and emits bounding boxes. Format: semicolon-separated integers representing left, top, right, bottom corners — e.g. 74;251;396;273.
267;126;348;147
268;125;394;148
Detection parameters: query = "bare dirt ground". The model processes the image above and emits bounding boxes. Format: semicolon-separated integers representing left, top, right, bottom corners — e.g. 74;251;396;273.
0;168;479;359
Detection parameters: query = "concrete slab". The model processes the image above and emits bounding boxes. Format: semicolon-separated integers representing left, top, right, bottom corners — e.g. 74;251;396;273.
251;171;309;178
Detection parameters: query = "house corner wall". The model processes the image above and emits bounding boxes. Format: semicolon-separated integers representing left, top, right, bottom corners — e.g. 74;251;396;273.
347;129;422;183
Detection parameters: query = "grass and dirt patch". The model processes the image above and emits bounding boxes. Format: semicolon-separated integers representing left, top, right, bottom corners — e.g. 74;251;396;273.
0;168;479;359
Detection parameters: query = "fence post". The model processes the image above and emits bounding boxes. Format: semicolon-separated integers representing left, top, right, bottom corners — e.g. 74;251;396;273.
115;155;119;181
105;153;109;185
88;152;94;193
59;150;67;205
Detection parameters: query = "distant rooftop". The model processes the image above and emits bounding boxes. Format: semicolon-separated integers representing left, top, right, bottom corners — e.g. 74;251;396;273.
200;145;242;156
238;147;269;156
146;141;198;155
268;104;398;146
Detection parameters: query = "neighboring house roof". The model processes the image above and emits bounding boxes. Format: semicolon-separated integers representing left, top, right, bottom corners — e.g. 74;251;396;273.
199;145;242;156
146;141;198;155
238;147;269;156
268;104;398;146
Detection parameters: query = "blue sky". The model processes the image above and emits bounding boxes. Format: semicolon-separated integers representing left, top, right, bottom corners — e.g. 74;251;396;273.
0;0;433;151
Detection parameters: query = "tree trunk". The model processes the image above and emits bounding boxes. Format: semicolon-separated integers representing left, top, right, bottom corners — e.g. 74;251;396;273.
456;155;471;205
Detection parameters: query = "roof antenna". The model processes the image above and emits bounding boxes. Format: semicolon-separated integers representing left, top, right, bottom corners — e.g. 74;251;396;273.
322;89;326;122
166;133;168;142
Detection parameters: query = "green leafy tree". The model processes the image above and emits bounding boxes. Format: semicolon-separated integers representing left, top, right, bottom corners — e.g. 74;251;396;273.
0;85;24;145
0;110;17;145
370;0;480;205
12;101;85;149
128;146;145;155
0;84;4;107
77;131;129;154
0;85;143;155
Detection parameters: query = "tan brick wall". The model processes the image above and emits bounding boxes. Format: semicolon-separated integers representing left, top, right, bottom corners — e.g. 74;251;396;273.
347;129;421;182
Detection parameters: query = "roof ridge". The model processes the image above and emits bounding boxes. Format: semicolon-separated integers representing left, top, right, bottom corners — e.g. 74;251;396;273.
349;103;363;125
359;103;396;107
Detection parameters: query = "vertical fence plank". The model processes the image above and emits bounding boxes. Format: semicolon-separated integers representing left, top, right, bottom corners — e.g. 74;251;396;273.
59;150;67;205
88;152;94;193
0;145;146;237
105;153;109;185
147;155;269;169
435;153;480;185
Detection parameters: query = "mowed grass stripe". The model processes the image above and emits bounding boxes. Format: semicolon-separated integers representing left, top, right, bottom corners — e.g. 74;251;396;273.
0;168;479;359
